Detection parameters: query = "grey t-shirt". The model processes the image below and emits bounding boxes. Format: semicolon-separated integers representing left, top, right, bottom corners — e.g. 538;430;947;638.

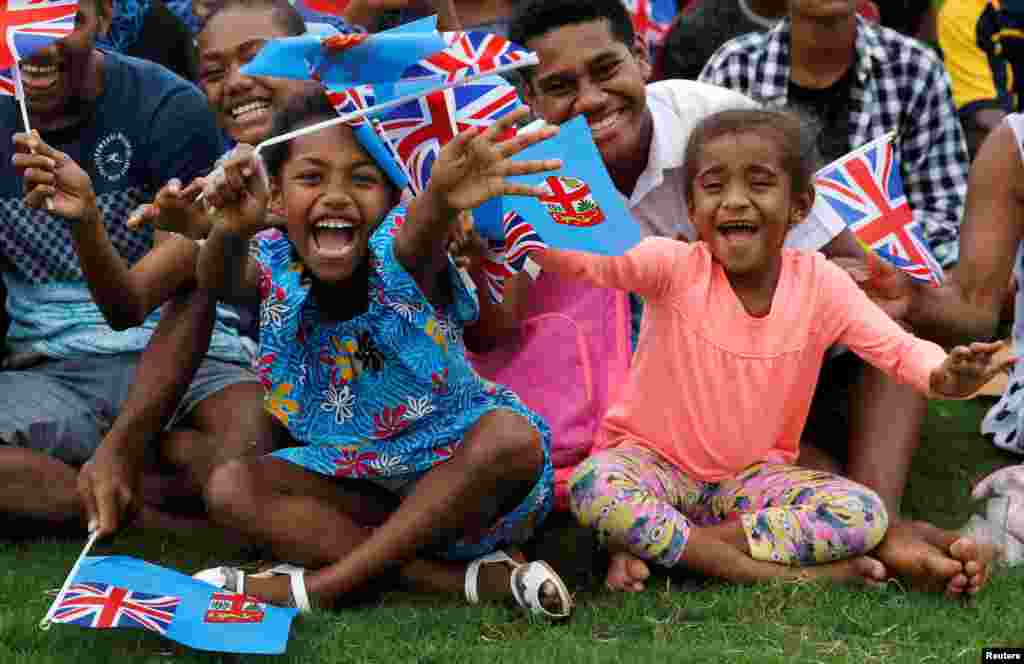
660;0;774;81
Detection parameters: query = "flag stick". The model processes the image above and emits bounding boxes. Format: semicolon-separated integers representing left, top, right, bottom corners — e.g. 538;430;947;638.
13;65;31;135
39;530;100;630
195;56;538;207
257;58;537;152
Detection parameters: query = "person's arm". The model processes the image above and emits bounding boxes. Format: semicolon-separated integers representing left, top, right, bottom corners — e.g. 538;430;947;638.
904;121;1024;346
12;132;199;329
532;237;676;300
78;287;218;537
897;53;971;270
193;147;269;303
69;225;200;329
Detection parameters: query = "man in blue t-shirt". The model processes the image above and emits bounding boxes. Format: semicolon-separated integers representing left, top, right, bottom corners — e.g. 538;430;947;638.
0;0;268;534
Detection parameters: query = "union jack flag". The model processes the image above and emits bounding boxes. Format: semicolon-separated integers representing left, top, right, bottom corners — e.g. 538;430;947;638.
325;83;374;123
814;134;944;286
377;79;521;194
480;210;546;302
402;31;533;84
622;0;676;61
0;0;78;69
0;66;15;96
51;582;181;636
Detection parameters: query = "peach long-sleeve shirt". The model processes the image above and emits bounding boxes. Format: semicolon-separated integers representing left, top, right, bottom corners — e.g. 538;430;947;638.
535;238;948;482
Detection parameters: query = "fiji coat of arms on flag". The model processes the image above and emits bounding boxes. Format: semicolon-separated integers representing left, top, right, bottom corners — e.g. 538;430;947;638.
539;176;607;228
810;132;945;286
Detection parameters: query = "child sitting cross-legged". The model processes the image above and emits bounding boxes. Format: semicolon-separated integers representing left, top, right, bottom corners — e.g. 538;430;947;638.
530;108;1012;593
191;90;572;618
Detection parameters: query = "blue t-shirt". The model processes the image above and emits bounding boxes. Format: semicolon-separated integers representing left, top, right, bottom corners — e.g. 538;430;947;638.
0;50;247;363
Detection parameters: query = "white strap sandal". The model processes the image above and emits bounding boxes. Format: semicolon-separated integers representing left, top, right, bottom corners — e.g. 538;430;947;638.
193;564;312;613
465;551;573;619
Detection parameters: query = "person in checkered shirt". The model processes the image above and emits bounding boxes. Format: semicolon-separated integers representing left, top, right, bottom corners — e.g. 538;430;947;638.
699;0;968;269
511;0;985;598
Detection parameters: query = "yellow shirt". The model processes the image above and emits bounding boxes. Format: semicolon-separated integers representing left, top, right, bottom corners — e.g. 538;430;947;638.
938;0;1016;110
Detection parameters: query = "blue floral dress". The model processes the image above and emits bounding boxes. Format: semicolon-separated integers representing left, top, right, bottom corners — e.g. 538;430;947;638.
254;208;553;560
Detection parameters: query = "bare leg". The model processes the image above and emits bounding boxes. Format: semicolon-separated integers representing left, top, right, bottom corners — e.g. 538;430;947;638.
298;410;543;601
163;381;272;487
206;411;565;610
0;448;82;524
846;365;926;515
0;447;233;538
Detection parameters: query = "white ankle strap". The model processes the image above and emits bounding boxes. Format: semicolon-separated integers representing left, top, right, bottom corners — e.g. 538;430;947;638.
288;568;311;613
464;551;516;604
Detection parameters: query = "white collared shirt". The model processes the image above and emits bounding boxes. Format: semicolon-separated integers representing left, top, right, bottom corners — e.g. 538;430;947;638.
626;79;845;251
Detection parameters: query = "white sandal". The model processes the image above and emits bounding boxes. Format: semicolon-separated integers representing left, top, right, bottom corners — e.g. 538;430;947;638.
193;564;312;613
464;551;573;619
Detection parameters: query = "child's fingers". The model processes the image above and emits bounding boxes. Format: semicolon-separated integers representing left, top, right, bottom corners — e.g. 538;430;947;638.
496;124;559;159
501;157;563;178
968;340;1008;356
126;203;159;229
501;182;554;198
479;106;531;142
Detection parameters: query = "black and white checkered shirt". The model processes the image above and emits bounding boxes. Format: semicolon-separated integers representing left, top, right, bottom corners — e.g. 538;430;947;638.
699;17;969;268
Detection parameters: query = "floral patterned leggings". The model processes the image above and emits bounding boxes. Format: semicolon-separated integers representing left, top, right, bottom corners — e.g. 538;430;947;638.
569;444;889;568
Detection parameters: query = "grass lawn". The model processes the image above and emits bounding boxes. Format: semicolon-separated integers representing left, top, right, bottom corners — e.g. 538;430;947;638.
2;399;1023;663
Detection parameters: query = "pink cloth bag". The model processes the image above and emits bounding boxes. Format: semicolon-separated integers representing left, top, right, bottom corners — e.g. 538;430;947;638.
469;272;632;511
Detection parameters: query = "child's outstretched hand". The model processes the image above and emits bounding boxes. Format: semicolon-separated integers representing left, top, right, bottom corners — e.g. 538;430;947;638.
126;177;210;238
426;106;562;214
12;131;98;224
196;144;271;236
930;340;1016;398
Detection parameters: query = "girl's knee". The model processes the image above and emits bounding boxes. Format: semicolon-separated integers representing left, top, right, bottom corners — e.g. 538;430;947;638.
204;458;262;518
464;410;544;479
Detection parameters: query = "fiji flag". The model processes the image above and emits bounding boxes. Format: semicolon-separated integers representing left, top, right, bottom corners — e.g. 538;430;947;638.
46;556;298;655
0;0;78;69
502;115;641;256
241;15;447;88
811;133;944;286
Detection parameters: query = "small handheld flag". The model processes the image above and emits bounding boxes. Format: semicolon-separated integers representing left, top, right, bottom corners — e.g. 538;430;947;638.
0;0;79;134
504;116;642;257
0;0;78;69
42;554;298;655
811;132;944;286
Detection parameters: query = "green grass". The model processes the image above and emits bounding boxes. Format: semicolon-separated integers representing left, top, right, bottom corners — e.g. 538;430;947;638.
2;400;1023;663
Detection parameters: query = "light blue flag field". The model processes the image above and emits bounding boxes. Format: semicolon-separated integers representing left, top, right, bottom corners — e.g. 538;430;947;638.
42;555;298;655
501;115;642;256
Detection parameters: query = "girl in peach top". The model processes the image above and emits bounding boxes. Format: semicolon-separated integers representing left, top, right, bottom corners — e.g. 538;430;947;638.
533;109;1012;592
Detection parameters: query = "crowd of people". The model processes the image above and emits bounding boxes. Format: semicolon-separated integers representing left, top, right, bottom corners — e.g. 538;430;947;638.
3;0;1024;618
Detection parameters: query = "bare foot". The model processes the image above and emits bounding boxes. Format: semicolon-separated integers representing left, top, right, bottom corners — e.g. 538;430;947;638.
799;555;888;587
949;536;998;596
605;551;651;592
874;521;964;595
